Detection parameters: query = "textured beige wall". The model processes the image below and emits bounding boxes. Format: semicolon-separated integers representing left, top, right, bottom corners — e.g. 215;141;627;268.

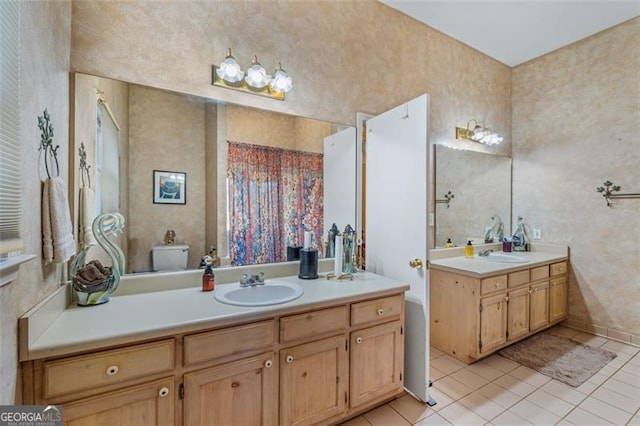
128;85;207;272
0;1;71;404
512;18;640;337
70;0;512;152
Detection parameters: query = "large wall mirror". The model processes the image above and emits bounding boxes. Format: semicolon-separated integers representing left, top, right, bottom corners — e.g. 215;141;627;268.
434;145;512;248
72;73;356;273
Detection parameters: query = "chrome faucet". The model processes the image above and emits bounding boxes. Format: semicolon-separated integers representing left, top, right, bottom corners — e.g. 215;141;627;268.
240;272;265;287
478;249;494;257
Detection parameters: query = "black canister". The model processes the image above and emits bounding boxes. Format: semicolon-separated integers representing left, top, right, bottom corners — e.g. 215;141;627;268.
298;248;318;279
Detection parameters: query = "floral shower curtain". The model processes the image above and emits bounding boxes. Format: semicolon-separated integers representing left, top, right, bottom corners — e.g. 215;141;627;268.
227;141;323;266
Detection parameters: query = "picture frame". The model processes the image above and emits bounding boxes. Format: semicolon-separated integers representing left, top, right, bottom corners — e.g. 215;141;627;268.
153;170;186;204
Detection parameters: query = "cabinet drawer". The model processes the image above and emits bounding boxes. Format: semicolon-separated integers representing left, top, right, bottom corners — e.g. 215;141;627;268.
351;295;402;326
481;275;507;294
43;339;175;399
531;265;550;281
551;261;568;276
508;270;530;288
280;306;348;343
184;320;275;366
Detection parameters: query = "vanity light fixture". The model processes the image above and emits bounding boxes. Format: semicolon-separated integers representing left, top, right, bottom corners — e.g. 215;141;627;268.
456;119;503;145
212;48;293;101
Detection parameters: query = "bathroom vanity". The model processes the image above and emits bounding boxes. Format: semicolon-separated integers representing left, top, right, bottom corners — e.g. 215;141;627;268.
429;244;568;364
19;266;408;425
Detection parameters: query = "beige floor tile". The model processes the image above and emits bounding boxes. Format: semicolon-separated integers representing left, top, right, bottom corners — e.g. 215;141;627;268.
388;394;431;423
430;366;446;382
494;374;536;398
450;367;490;391
525;389;574;417
413;412;452;425
476;383;521;409
587;371;610;386
563;407;614;425
629;415;640;425
579;396;634;425
548;325;581;339
362;404;410;426
612;370;640;388
433;376;473;400
430;347;445;358
431;355;466;375
591;386;640;414
540;380;588;405
428;387;455;413
574;378;599;394
438;402;486;425
601;377;640;399
601;339;640;356
508;399;560;425
628;352;640;366
621;360;640;376
466;362;505;381
479;355;519;373
458;391;505;421
340;415;372;425
490;410;533;425
508;365;551;388
605;352;632;370
597;364;618;378
572;332;608;347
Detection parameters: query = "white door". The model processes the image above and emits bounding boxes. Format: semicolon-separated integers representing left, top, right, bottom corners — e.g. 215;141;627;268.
365;94;430;402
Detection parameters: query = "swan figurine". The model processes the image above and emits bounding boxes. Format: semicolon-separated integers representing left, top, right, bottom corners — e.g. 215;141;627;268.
71;212;126;306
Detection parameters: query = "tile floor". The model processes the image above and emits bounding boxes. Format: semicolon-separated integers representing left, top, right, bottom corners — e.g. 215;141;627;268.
342;326;640;425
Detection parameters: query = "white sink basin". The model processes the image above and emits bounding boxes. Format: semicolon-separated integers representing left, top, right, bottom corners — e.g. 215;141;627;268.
478;253;529;263
214;281;304;307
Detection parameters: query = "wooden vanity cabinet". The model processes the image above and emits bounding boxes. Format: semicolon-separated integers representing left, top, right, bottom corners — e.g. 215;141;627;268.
431;259;568;363
550;262;569;323
22;292;406;426
183;352;277;426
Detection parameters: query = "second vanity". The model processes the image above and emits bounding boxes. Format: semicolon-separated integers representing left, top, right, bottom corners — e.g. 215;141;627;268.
19;262;408;426
429;243;569;364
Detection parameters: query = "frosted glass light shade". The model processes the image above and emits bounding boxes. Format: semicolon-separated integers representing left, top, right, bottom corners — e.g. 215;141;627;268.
217;49;244;83
245;56;271;88
269;64;293;93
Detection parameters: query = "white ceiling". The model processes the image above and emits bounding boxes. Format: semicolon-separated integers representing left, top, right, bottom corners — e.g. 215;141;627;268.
380;1;640;66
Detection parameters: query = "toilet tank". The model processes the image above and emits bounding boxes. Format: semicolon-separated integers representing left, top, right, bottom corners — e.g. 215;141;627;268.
152;245;189;271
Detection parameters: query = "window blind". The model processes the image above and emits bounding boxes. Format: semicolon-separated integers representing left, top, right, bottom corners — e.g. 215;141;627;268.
0;0;23;254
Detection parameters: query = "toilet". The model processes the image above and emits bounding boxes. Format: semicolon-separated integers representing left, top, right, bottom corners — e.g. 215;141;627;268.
152;245;189;271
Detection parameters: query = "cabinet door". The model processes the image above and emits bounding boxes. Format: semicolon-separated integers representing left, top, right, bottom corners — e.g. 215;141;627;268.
507;287;530;342
280;335;348;426
63;377;174;426
549;277;568;323
183;352;277;426
480;293;508;354
350;321;403;408
530;282;550;331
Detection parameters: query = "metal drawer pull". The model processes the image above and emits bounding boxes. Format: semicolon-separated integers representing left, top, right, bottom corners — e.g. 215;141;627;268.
286;355;294;363
106;366;119;376
356;336;363;344
495;282;502;288
158;387;169;397
377;308;384;316
264;360;273;368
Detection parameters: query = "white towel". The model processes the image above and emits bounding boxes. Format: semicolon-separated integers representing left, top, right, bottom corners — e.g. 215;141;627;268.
42;177;75;264
78;186;97;249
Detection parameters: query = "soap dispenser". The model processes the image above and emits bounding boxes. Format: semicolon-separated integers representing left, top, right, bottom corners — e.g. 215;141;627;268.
465;240;474;258
201;256;215;291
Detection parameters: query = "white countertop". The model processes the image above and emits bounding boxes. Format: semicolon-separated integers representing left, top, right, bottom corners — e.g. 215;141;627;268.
428;244;568;278
22;272;409;361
